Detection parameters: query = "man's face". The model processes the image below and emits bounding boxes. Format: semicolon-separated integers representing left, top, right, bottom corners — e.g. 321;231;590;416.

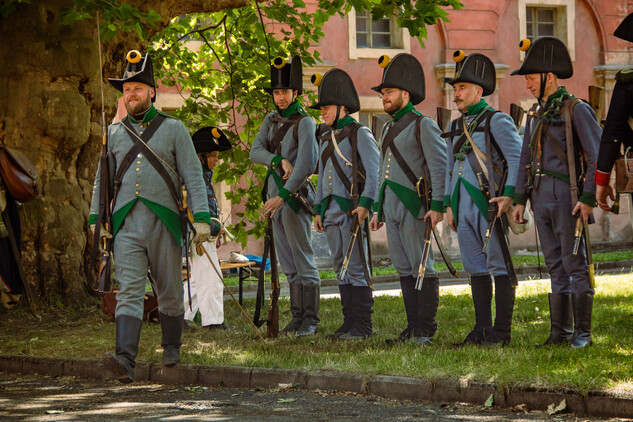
123;82;154;116
320;104;341;127
272;89;295;110
524;74;543;99
380;88;406;114
452;82;482;113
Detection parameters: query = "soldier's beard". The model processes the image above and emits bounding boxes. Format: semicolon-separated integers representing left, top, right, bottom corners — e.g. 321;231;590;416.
383;93;406;115
125;93;152;119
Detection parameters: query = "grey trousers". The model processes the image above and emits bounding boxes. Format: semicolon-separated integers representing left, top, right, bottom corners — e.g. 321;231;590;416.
272;204;320;287
531;176;594;295
323;201;370;287
113;201;184;319
383;189;436;278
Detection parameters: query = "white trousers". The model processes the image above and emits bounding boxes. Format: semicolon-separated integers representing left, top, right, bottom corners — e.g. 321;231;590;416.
184;241;224;325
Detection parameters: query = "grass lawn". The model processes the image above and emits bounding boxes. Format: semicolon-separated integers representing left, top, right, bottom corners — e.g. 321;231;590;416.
2;273;633;395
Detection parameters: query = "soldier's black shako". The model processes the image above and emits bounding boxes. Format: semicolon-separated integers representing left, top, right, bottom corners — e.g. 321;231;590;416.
264;55;303;95
371;53;425;105
442;51;496;96
511;36;573;79
108;50;156;101
309;69;360;113
192;127;232;154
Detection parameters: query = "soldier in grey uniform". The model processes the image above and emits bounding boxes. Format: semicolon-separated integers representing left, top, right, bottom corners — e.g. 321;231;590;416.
250;56;321;337
511;37;601;348
311;69;380;339
443;51;522;346
90;51;211;382
368;54;447;345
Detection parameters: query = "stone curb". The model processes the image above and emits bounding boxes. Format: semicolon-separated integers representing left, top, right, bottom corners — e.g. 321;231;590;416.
1;355;632;418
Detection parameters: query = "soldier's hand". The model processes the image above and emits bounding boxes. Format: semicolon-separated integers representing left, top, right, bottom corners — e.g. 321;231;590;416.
572;201;593;224
512;204;527;224
351;206;369;225
192;222;211;249
424;210;444;230
445;207;457;232
264;196;284;217
596;184;615;212
369;214;383;231
280;159;294;180
490;196;512;217
314;214;324;233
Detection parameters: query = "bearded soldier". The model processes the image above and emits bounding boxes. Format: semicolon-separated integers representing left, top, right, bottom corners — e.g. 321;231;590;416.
511;37;601;348
250;56;321;337
311;69;380;340
368;54;447;345
443;52;522;346
89;51;211;382
596;13;633;211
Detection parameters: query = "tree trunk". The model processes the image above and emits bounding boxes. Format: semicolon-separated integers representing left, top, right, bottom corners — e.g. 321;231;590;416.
0;0;245;307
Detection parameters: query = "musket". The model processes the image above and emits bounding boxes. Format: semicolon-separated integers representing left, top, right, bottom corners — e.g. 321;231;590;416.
436;107;453;133
93;12;114;293
414;175;434;290
266;216;280;337
479;169;499;254
339;217;360;281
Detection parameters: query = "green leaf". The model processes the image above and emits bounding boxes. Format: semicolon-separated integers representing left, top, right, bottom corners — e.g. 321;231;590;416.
484;394;494;407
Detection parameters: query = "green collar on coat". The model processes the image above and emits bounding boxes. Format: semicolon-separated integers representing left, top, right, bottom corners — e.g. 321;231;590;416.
393;101;420;122
464;99;489;116
279;100;305;118
128;105;158;124
336;115;357;129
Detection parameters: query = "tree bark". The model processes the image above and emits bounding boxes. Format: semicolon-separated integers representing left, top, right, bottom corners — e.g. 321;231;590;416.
0;0;246;307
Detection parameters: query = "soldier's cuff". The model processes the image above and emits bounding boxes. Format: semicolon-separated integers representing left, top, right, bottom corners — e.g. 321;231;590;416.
278;187;291;201
513;193;527;206
443;195;451;208
579;192;597;207
595;170;611;187
271;156;284;169
89;214;98;225
313;203;321;215
372;202;380;213
502;185;515;198
359;196;374;210
193;212;211;224
430;199;444;213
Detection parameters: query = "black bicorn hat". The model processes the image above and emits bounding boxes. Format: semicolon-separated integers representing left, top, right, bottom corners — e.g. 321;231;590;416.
615;13;633;43
192;126;232;154
510;36;573;79
309;68;360;114
264;55;303;95
442;51;496;97
371;53;425;105
108;50;156;97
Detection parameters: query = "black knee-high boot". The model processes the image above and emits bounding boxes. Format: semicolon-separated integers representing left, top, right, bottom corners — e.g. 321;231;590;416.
103;315;142;383
484;275;515;346
282;284;303;334
541;293;573;345
340;285;374;340
386;275;417;343
328;284;354;339
297;285;320;337
413;276;440;344
571;292;593;348
454;275;492;347
160;313;184;367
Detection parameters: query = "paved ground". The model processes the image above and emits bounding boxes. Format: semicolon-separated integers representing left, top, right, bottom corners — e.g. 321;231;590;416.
1;373;626;421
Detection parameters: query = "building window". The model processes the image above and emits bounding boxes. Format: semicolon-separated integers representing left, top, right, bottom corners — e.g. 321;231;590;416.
526;7;556;40
356;11;392;49
347;9;410;60
517;0;575;61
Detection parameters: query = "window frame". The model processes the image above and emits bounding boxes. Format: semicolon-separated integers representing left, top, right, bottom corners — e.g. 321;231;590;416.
517;0;575;61
347;9;410;60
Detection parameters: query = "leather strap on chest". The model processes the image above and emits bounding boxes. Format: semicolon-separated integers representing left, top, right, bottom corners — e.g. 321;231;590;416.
266;113;307;155
382;113;428;192
320;124;363;205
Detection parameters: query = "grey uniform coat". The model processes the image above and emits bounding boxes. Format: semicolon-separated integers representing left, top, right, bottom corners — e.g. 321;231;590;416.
314;118;380;286
444;101;522;276
250;104;320;287
374;103;446;278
